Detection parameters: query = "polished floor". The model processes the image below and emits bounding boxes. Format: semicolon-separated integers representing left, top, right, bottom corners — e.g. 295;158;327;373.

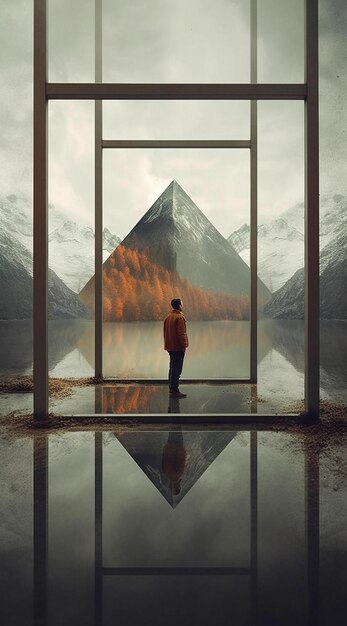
0;382;320;418
0;414;346;626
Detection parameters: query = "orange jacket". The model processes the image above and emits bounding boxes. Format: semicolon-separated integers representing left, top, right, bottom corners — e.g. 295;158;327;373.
163;309;189;352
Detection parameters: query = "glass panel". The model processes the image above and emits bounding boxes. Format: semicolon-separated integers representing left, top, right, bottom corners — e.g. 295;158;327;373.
47;0;306;84
0;3;32;379
258;0;305;83
257;102;305;413
103;0;250;83
48;0;251;84
103;101;250;141
95;148;251;379
47;0;305;83
47;101;95;392
48;0;95;82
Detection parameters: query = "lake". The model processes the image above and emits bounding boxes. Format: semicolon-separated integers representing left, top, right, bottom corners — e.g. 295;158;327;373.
0;319;346;409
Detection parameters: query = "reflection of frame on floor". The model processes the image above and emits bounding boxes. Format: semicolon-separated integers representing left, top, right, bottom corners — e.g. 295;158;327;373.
33;0;319;420
93;432;259;625
32;432;319;625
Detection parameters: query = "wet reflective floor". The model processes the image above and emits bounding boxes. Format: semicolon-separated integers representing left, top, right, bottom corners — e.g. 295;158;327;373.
0;379;345;420
0;425;346;626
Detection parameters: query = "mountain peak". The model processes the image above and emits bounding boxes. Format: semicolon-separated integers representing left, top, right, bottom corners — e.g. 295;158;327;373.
115;180;271;300
166;178;179;188
141;179;201;229
157;179;185;204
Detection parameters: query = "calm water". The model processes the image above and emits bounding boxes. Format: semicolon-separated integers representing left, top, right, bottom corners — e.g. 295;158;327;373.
0;428;346;626
0;319;346;405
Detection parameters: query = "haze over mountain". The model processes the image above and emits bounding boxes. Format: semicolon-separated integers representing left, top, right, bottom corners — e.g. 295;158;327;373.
262;194;347;319
264;229;347;319
0;193;120;319
229;216;304;293
0;227;87;319
120;180;270;301
0;194;120;293
228;194;347;316
49;211;120;292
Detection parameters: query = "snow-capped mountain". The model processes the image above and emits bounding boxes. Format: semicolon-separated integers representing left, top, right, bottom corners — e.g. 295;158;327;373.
0;226;33;318
0;195;120;292
0;194;34;262
228;194;347;293
49;205;121;292
263;208;347;319
117;180;271;300
228;216;304;292
319;227;347;318
0;226;88;319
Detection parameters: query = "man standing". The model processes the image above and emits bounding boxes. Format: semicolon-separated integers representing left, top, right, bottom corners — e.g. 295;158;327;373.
163;298;189;398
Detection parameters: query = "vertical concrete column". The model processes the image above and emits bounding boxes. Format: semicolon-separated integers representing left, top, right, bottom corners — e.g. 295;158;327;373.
305;0;320;418
95;0;103;379
34;0;48;418
250;0;258;383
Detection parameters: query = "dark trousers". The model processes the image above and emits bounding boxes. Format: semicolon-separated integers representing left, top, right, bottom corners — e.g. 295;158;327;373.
168;351;185;392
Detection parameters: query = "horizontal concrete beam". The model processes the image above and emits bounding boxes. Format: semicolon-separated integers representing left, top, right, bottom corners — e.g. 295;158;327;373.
102;140;251;149
46;83;307;100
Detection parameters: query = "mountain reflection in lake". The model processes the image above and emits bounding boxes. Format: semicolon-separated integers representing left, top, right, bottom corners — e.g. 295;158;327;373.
0;319;346;405
82;320;255;379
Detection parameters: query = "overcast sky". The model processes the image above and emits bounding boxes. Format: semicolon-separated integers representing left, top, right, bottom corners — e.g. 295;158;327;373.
0;0;346;238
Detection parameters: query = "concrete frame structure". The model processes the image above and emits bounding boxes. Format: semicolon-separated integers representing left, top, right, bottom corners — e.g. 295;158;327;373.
33;0;319;420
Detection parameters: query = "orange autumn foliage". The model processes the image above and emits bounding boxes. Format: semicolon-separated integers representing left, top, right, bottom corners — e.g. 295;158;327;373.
81;245;250;322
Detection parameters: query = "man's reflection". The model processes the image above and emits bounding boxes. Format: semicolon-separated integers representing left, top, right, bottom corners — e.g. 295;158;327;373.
162;431;187;495
168;396;181;414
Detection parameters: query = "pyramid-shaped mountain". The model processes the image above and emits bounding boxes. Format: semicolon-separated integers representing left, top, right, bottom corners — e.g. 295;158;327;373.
114;431;237;508
80;180;271;321
120;180;270;299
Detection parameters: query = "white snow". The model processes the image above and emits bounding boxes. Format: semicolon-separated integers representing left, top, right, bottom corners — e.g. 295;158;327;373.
0;195;120;293
228;194;347;292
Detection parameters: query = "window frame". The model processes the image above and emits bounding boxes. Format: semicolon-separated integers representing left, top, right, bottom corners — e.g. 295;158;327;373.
33;0;319;420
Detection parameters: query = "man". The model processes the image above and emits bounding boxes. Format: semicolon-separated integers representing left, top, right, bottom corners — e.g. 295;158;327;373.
163;298;189;398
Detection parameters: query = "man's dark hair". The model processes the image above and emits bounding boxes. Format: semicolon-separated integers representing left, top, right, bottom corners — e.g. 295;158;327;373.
171;298;182;310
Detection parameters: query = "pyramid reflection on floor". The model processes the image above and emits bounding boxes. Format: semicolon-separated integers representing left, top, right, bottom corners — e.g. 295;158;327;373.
114;430;237;507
